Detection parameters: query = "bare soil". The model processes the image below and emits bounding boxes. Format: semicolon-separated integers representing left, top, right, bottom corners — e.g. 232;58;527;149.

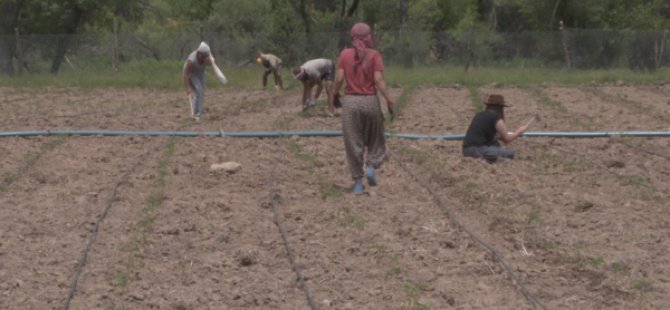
1;83;669;309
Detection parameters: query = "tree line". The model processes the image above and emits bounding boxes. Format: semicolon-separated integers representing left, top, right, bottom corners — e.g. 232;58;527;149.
1;0;669;75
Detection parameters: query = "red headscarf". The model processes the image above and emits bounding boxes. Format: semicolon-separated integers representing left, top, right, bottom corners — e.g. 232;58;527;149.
350;22;373;62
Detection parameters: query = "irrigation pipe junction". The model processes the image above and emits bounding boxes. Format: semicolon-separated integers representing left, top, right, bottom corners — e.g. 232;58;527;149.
5;124;662;309
2;129;670;138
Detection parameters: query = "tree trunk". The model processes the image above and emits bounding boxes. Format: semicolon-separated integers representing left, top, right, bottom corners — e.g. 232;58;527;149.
112;17;119;72
338;0;359;49
0;0;24;76
559;20;571;70
399;0;413;67
289;0;312;58
51;6;83;74
654;30;667;71
0;35;15;76
550;0;562;29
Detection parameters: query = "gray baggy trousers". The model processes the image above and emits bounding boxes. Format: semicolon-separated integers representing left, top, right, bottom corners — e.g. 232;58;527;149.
341;95;387;179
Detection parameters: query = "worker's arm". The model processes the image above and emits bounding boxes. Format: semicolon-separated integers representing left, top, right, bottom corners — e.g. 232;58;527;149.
183;61;192;95
374;71;394;107
495;119;529;144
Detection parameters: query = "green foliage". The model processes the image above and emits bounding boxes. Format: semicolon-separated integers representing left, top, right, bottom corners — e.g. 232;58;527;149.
4;0;670;74
2;62;670;89
164;0;216;21
207;0;271;34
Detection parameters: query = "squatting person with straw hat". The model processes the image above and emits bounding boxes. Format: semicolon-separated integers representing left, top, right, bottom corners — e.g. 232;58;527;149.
182;41;219;121
462;94;532;163
333;22;395;193
257;51;284;90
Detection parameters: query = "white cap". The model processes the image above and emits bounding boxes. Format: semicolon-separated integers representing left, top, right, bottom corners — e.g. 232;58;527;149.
197;41;211;54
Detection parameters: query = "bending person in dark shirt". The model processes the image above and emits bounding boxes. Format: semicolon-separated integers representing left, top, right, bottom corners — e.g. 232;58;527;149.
462;94;531;163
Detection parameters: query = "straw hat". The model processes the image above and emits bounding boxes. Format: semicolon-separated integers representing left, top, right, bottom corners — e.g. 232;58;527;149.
484;94;510;107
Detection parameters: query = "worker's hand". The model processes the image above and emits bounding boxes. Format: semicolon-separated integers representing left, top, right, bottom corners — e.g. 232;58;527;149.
518;123;530;135
333;93;342;108
386;99;395;120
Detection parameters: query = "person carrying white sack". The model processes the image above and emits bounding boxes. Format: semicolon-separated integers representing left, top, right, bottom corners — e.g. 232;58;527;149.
182;41;227;121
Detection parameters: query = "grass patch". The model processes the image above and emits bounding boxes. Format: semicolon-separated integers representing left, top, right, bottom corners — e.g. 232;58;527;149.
611;261;630;275
5;63;668;90
467;85;484;112
143;192;165;212
544;241;558;250
385;267;403;279
384;66;669;88
631;279;651;291
564;159;587;172
616;174;654;190
386;84;417;125
526;211;543;225
570;115;595;130
615;174;657;200
403;281;431;310
0;172;16;192
526;86;569;113
0;137;66;191
137;216;156;231
285;140;321;166
112;138;174;295
338;207;366;231
153;140;176;187
588;256;605;267
114;271;129;289
318;180;342;199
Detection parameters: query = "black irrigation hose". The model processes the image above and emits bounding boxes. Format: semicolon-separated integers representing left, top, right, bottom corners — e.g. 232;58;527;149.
616;140;670;161
389;150;549;310
60;139;169;310
61;146;155;310
268;171;320;310
268;113;320;310
61;122;190;310
524;139;658;191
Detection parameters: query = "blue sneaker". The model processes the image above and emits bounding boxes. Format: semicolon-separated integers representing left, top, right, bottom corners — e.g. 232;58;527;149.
352;178;364;193
366;166;377;186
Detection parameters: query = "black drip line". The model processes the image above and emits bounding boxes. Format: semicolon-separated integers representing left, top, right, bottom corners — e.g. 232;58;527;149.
268;112;320;310
61;120;192;310
524;139;659;191
616;139;670;161
389;149;549;310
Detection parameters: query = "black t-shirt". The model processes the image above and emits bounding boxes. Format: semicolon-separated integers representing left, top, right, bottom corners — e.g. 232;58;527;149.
462;110;501;148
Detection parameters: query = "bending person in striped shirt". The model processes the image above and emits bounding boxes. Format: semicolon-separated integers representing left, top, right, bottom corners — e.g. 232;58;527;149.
292;58;337;115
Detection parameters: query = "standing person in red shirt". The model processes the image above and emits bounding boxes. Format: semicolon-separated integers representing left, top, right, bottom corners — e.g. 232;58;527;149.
332;22;395;193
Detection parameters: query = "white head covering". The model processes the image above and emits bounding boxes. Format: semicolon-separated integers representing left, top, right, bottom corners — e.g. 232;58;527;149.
197;41;211;55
